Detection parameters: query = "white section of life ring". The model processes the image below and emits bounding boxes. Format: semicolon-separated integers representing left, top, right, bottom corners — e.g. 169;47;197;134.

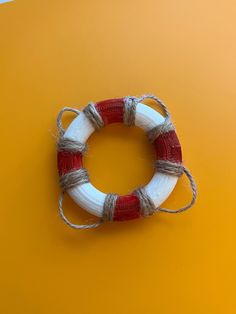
64;103;178;217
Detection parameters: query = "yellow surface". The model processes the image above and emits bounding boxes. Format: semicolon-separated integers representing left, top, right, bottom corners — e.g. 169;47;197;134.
0;1;236;313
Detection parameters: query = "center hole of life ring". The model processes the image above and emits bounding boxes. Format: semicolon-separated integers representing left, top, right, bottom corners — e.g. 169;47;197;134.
83;123;155;195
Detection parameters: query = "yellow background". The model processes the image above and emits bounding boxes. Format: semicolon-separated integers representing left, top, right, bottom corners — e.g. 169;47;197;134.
0;1;235;313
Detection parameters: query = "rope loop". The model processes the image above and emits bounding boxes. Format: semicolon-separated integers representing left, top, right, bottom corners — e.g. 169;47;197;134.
57;107;81;136
158;166;197;214
59;192;103;230
137;94;171;119
135;94;174;143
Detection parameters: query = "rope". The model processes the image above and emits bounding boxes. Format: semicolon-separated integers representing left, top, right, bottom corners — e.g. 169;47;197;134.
158;166;197;213
137;94;170;119
59;168;90;191
103;194;118;221
134;166;197;215
155;160;184;177
147;118;174;143
57;107;81;136
135;94;175;143
134;188;156;216
57;107;87;154
123;96;137;126
58;192;103;230
57;137;87;154
83;102;104;130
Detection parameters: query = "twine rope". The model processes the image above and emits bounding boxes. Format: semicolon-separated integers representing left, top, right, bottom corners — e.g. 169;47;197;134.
158;166;197;213
59;168;90;191
57;137;87;154
155;160;184;177
59;192;103;230
134;166;197;215
134;188;156;216
83;102;104;130
147;118;174;143
123;96;137;126
57;107;81;136
137;94;170;118
103;194;118;221
57;107;87;153
138;94;175;143
125;94;175;143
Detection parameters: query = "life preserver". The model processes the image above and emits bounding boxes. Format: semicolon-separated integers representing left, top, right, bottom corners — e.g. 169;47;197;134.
56;95;197;229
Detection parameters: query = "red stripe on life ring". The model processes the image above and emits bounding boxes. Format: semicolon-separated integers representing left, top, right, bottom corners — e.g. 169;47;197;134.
153;130;182;163
113;194;141;221
95;98;124;125
57;151;83;176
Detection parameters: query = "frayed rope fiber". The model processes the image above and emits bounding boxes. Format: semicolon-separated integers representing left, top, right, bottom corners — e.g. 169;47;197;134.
56;94;197;229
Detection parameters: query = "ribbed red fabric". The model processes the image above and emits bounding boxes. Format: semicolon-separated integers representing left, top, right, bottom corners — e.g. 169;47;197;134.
153;130;182;163
57;151;83;176
113;194;141;221
95;98;124;125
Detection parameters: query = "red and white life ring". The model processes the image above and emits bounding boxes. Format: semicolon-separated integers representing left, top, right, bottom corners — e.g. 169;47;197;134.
56;95;197;229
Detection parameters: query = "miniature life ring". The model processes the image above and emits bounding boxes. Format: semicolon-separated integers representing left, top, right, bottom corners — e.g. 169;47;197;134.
56;94;197;229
